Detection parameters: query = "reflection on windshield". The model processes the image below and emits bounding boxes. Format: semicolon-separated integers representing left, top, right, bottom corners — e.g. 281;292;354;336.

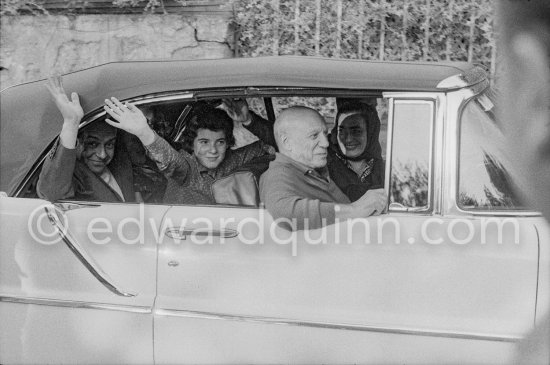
458;91;523;210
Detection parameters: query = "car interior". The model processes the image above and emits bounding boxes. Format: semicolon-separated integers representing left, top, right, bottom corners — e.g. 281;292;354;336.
16;91;389;208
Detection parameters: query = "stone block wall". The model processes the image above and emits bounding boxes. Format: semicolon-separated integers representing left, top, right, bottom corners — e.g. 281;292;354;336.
0;14;234;89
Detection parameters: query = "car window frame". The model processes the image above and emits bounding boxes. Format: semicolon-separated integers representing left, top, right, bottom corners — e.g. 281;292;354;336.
17;88;389;209
455;87;531;214
383;93;441;214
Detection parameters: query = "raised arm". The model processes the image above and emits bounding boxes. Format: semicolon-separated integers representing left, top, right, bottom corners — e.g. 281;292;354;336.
104;97;191;184
37;76;84;201
220;98;277;148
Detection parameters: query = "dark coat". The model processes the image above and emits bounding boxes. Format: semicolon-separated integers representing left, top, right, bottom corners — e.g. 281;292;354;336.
326;149;384;202
37;132;166;203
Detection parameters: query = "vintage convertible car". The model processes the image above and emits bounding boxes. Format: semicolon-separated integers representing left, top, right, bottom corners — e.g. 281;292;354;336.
1;57;548;364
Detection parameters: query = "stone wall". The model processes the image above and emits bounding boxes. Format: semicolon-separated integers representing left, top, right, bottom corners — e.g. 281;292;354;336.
0;14;234;89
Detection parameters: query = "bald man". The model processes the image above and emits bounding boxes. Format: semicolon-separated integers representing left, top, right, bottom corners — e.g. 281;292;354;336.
498;1;550;363
259;106;386;230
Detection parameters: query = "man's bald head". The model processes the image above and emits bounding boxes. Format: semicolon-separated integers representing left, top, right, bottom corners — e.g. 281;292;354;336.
274;106;324;148
274;106;329;169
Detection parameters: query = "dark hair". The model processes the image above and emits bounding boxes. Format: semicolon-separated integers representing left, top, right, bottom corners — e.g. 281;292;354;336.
77;121;117;140
182;103;235;153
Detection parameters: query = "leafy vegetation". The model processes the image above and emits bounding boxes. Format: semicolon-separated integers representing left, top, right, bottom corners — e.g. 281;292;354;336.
2;0;496;78
0;0;47;15
234;0;496;77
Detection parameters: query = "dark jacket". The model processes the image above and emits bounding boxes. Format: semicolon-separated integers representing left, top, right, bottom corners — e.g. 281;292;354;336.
326;149;384;202
37;132;166;203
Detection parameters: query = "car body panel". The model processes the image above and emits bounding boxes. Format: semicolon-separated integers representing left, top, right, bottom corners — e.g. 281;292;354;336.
535;219;550;327
154;206;538;363
0;197;168;363
154;316;516;364
1;57;548;364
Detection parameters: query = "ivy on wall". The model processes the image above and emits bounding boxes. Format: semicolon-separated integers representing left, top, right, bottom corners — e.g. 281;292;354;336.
1;0;497;77
233;0;497;78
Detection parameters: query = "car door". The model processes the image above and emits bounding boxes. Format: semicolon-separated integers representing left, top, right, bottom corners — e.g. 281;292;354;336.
0;196;167;364
152;92;539;364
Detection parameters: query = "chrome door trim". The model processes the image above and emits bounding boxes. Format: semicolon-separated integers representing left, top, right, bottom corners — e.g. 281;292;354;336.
443;87;542;217
54;201;101;212
436;66;489;90
383;92;443;214
44;205;137;297
79;92;195;130
432;93;446;215
443;87;471;215
383;96;394;208
0;295;151;314
164;227;239;240
154;308;522;343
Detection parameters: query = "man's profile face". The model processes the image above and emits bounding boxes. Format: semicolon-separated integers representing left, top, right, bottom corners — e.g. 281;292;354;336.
193;128;228;170
288;113;329;169
77;124;117;175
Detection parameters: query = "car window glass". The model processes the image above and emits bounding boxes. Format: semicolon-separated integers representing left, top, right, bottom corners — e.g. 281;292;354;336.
23;94;390;208
272;97;337;125
457;92;523;210
247;98;268;120
389;100;432;211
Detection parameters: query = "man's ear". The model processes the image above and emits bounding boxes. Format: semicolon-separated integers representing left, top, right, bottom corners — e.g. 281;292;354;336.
511;32;550;156
279;132;291;152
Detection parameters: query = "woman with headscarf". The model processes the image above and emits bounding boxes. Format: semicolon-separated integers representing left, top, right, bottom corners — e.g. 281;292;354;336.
327;98;385;202
222;97;385;202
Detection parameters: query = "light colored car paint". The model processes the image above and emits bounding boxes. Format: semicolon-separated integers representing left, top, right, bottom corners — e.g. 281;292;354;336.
1;58;549;364
0;197;168;363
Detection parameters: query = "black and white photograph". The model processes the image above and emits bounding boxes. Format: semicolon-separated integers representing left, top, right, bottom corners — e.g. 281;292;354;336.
0;0;549;363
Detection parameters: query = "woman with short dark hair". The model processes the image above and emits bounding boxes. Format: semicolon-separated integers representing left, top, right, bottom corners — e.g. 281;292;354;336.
103;100;274;205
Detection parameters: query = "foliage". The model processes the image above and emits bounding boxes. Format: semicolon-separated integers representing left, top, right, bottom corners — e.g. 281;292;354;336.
391;160;429;208
234;0;496;77
2;0;496;75
0;0;47;15
112;0;165;12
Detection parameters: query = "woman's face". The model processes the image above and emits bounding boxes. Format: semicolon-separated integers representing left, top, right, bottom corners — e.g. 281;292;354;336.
337;114;368;159
193;128;228;170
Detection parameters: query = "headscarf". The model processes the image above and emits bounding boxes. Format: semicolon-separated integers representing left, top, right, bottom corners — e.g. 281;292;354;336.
329;99;383;163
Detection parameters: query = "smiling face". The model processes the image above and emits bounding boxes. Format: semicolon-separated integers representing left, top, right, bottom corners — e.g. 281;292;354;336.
283;109;329;169
193;128;228;170
337;113;368;159
77;124;117;175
